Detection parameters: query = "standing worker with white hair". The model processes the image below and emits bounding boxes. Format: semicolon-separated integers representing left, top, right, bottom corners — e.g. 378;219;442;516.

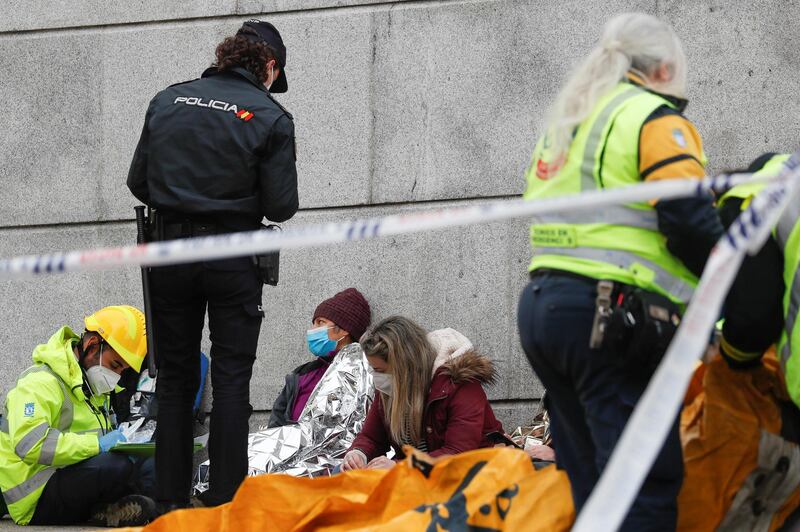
517;13;724;530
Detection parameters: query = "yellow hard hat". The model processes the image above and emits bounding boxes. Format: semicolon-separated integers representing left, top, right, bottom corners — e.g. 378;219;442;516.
85;305;147;372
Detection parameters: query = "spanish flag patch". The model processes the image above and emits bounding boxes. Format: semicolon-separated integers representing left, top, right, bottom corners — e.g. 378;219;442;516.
236;109;254;122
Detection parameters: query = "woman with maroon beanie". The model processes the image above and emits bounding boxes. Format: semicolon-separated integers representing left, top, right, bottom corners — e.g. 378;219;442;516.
268;288;371;427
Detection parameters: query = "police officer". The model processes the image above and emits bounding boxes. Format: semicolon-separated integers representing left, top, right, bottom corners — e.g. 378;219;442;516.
516;13;724;530
718;153;799;388
127;20;299;510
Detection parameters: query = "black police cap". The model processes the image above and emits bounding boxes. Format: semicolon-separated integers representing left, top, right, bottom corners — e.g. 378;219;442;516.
237;19;288;93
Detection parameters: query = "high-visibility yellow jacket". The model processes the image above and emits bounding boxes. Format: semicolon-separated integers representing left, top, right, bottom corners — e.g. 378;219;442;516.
719;154;800;405
0;326;110;524
523;80;706;305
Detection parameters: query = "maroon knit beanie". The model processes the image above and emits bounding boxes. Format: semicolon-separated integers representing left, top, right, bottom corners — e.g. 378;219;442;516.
313;288;372;341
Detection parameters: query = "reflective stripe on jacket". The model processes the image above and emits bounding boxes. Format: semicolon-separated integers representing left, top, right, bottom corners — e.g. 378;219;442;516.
524;82;702;304
776;183;800;404
0;327;108;524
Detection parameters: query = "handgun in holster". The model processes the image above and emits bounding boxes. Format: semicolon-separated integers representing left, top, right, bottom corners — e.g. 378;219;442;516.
253;224;281;286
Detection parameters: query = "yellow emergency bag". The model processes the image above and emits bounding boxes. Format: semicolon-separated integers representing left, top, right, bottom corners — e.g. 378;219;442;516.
129;446;574;531
679;350;800;530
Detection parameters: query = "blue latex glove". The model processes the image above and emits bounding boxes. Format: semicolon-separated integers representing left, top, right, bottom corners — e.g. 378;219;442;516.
98;429;126;453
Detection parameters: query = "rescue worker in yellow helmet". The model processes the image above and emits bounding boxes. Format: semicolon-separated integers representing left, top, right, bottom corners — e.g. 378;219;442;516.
0;305;158;527
516;12;724;531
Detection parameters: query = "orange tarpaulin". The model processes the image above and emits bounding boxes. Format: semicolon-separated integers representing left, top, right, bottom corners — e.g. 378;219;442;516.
127;447;574;531
679;351;800;530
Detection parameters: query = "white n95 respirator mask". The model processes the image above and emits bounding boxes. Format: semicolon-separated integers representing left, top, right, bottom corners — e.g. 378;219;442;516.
86;351;121;395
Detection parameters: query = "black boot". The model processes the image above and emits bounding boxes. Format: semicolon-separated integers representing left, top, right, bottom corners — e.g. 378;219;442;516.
88;494;159;527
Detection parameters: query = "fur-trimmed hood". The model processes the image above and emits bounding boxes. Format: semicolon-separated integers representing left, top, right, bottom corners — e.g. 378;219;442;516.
350;328;506;461
427;328;497;385
438;349;497;385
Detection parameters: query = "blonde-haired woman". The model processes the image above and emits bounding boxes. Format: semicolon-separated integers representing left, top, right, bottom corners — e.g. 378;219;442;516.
517;12;723;530
342;317;509;471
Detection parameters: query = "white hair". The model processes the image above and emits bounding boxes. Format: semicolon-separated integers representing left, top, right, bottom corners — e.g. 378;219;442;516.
545;12;688;157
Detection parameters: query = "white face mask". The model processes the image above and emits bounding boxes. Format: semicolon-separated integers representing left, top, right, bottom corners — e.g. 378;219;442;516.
371;372;393;396
86;350;121;396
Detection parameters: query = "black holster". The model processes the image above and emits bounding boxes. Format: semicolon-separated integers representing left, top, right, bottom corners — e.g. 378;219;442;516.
135;206;160;378
603;285;682;376
145;208;164;242
253;224;281;286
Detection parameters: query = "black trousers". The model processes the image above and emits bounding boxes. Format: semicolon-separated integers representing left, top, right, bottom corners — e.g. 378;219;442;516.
151;257;263;506
30;454;154;525
517;273;682;532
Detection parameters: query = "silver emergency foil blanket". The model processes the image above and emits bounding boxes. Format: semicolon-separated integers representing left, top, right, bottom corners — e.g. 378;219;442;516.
119;418;157;443
128;370;157;421
117;372;158;443
511;408;551;451
194;343;373;492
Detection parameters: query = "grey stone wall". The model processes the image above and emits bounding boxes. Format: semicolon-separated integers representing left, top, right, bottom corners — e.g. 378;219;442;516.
1;1;798;431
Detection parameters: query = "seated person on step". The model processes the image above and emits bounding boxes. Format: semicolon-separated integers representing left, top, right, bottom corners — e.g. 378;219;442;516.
268;288;372;427
342;317;509;471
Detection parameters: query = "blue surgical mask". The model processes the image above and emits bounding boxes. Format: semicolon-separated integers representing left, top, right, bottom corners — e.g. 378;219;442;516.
306;326;338;357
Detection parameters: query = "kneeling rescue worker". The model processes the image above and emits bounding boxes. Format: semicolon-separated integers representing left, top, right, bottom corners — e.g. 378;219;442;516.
516;12;724;531
0;305;156;527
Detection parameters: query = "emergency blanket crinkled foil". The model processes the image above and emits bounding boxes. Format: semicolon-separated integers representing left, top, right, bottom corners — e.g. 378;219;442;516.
511;408;551;451
194;343;373;492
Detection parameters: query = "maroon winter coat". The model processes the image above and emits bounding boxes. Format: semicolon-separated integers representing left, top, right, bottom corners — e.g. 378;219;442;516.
349;350;506;460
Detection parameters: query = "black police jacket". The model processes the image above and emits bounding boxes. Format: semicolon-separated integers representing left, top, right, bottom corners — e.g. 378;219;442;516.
127;67;299;230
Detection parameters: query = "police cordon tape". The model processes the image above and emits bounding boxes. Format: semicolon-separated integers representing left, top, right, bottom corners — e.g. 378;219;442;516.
0;154;798;528
574;152;800;532
0;169;792;279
